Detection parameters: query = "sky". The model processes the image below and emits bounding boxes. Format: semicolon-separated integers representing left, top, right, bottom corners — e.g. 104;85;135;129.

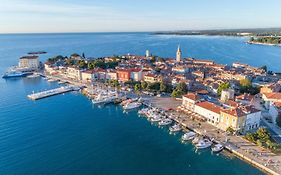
1;0;281;33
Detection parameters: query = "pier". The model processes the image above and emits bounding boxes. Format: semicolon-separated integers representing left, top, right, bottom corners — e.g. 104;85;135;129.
27;86;81;100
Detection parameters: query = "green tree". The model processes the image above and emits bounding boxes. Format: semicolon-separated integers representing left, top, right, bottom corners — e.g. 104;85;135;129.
256;139;263;147
171;82;188;98
141;81;148;89
240;78;251;88
160;81;167;92
147;82;160;91
171;89;181;98
134;84;141;92
176;82;187;93
217;82;230;95
256;127;270;141
260;65;267;72
78;60;87;69
226;127;235;135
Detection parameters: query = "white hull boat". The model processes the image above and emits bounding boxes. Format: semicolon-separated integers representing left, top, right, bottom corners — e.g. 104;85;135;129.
169;124;181;132
195;139;212;149
159;118;172;126
182;131;196;141
123;102;142;110
212;143;224;153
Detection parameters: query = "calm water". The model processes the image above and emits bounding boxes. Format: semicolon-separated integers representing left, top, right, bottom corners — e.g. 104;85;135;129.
1;32;280;175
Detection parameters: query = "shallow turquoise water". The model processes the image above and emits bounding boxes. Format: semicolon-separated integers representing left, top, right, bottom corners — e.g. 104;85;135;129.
0;33;278;175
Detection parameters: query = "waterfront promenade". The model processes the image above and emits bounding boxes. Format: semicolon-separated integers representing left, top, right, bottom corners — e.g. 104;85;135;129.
174;110;281;175
149;98;281;175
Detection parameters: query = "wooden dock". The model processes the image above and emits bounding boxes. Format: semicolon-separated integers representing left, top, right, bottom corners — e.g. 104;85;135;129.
27;86;80;100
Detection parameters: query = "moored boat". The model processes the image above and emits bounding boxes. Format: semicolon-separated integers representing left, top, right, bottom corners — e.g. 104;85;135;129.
2;71;31;78
182;131;196;141
123;102;142;110
159;118;172;126
169;124;181;132
195;138;212;149
211;143;224;153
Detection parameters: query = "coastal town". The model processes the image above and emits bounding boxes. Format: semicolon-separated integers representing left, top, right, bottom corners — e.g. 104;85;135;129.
3;46;281;174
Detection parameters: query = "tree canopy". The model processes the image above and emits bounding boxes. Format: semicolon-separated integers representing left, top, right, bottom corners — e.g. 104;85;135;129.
217;82;230;95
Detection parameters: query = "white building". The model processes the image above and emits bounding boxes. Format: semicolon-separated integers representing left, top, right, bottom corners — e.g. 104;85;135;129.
242;106;262;131
67;67;82;80
262;93;281;109
269;102;281;124
182;93;201;111
172;65;189;74
130;68;143;81
81;70;95;82
106;70;117;80
194;101;221;125
221;88;235;102
19;56;39;70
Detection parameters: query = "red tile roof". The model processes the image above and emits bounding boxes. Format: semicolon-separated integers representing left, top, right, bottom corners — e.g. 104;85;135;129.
263;93;281;100
183;93;201;101
196;101;221;114
236;93;254;101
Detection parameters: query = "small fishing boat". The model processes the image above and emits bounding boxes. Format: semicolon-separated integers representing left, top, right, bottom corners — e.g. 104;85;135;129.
123;102;142;110
159;118;172;126
195;139;212;149
169;124;181;132
150;115;162;122
211;143;224;153
182;131;196;141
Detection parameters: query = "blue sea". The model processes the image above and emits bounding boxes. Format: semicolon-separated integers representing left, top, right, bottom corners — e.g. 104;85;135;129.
1;32;280;175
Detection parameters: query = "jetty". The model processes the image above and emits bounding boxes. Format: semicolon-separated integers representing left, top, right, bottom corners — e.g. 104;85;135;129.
27;86;81;100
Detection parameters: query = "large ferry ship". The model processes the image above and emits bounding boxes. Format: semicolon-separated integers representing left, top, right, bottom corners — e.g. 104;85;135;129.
2;71;31;78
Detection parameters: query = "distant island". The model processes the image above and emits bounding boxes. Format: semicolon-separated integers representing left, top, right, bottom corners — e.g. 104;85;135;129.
154;28;281;47
153;28;281;37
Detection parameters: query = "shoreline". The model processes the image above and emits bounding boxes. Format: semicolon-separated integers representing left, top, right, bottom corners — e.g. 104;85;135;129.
247;41;281;47
29;73;281;175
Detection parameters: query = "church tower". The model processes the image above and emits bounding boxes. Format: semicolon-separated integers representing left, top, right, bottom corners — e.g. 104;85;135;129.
176;45;181;62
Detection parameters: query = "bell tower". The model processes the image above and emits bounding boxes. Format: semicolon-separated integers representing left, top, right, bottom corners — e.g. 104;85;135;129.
176;45;181;62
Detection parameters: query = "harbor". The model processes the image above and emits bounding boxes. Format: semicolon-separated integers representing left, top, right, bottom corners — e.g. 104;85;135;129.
138;99;281;175
28;73;281;175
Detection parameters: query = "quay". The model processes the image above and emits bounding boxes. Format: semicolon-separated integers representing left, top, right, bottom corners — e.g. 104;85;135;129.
142;98;281;175
27;86;81;100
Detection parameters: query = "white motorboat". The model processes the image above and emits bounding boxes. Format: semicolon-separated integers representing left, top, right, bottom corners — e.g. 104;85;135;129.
92;93;117;105
138;108;149;115
27;74;40;78
192;137;201;144
159;118;172;126
169;124;181;132
195;139;213;149
211;143;224;153
123;102;142;110
47;78;57;82
182;131;196;141
150;115;162;122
